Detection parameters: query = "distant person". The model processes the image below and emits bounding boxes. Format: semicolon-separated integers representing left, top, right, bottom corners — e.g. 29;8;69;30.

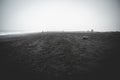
91;29;94;32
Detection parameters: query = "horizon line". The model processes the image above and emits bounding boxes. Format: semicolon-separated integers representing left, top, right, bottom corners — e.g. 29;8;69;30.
0;30;120;36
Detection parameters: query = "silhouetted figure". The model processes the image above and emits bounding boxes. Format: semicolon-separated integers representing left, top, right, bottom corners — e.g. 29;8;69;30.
91;29;94;32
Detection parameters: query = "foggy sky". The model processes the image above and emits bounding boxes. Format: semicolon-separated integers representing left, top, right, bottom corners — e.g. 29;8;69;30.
1;0;120;33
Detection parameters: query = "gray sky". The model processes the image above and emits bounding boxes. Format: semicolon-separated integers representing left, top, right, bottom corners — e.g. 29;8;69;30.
1;0;120;33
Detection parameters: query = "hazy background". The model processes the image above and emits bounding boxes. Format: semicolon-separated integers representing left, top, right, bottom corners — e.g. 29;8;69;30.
0;0;120;33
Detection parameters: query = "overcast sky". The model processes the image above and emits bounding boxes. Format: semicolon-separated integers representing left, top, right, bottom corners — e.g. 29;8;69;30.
0;0;120;33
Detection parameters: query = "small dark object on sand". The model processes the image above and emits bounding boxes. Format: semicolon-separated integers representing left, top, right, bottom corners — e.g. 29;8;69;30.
82;36;88;40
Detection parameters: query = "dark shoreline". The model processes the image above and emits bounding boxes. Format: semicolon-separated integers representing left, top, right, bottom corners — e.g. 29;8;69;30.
0;32;120;80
